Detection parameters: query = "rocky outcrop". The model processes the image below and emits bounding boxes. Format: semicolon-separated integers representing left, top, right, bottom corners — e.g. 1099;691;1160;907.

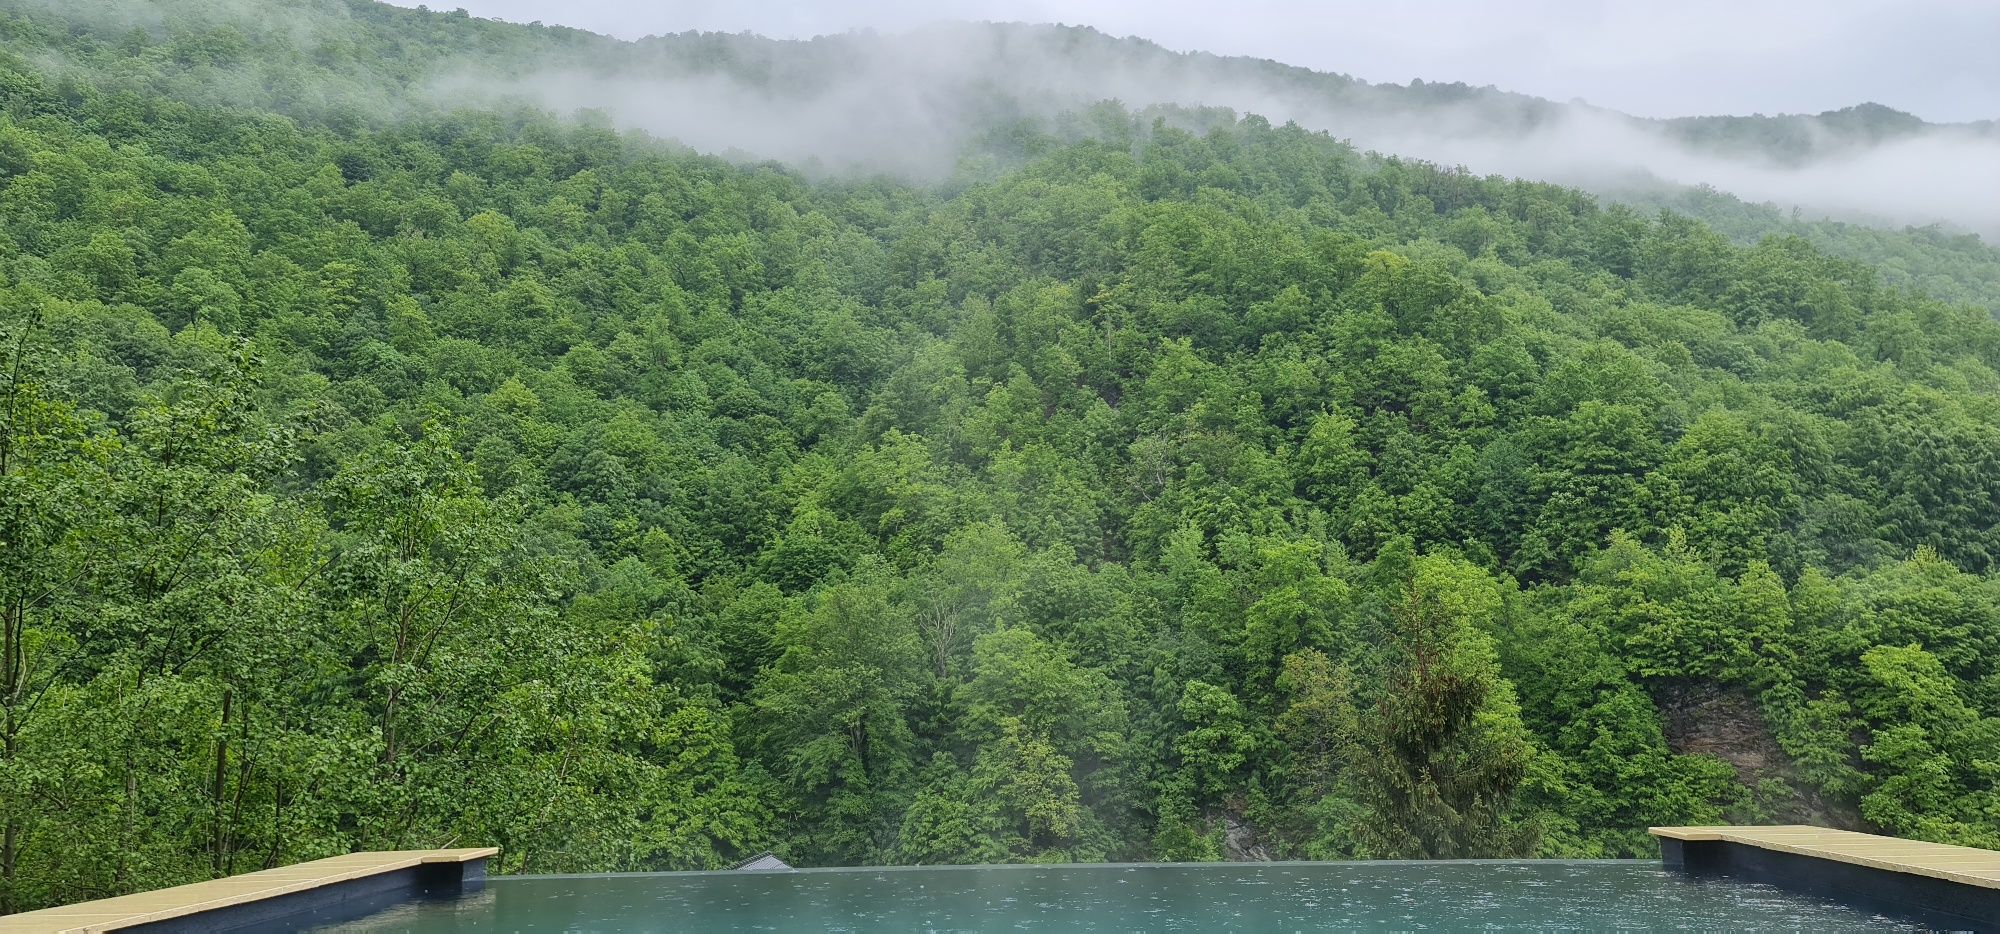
1220;814;1272;861
1655;680;1862;830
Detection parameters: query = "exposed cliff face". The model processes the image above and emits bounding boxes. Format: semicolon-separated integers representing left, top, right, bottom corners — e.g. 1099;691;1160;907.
1221;814;1272;862
1655;681;1862;830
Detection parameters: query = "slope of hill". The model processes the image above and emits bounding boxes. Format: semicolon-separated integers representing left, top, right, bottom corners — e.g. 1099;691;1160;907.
1617;183;2000;312
16;0;1999;303
3;0;2000;916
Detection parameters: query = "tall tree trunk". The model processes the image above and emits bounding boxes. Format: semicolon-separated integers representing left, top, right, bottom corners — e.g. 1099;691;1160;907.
224;702;250;876
210;689;232;876
2;601;20;915
112;670;146;891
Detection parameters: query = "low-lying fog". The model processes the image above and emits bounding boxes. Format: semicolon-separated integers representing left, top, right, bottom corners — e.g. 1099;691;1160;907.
442;23;1999;238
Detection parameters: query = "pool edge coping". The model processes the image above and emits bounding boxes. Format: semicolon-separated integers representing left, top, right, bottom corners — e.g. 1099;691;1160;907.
0;849;495;934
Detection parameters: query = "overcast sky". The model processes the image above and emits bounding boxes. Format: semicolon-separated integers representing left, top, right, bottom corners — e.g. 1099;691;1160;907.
384;0;1999;123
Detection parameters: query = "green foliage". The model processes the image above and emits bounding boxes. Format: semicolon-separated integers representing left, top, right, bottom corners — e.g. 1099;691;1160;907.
2;0;2000;913
1345;546;1537;858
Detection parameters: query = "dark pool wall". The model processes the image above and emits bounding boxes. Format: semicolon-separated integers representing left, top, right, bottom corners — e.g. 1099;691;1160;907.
125;858;488;933
331;862;1922;932
1664;838;1998;932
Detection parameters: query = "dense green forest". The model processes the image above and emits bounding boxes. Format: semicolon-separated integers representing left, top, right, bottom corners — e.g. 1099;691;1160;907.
1616;183;2000;314
6;0;2000;916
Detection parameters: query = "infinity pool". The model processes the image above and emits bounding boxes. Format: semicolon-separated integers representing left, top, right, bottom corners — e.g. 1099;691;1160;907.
321;860;1922;932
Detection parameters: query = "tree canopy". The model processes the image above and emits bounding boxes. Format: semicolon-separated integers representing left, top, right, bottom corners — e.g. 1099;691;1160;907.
3;0;2000;915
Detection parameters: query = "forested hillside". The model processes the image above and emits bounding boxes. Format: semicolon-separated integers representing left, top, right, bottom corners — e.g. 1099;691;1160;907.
5;0;2000;916
19;0;2000;235
1616;183;2000;314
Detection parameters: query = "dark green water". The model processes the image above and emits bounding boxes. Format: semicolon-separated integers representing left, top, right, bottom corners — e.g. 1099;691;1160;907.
327;861;1921;932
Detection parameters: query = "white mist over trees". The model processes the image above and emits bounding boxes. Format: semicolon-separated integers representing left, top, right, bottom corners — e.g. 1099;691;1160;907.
427;19;2000;237
28;0;2000;237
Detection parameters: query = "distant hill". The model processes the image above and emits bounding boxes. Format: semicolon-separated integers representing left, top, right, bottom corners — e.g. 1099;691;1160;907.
26;0;1994;306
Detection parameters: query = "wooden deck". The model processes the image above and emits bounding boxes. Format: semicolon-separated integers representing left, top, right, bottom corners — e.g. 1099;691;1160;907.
1652;824;2000;889
0;848;497;934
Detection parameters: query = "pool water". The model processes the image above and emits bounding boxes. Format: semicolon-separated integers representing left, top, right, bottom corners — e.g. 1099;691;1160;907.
326;860;1924;932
